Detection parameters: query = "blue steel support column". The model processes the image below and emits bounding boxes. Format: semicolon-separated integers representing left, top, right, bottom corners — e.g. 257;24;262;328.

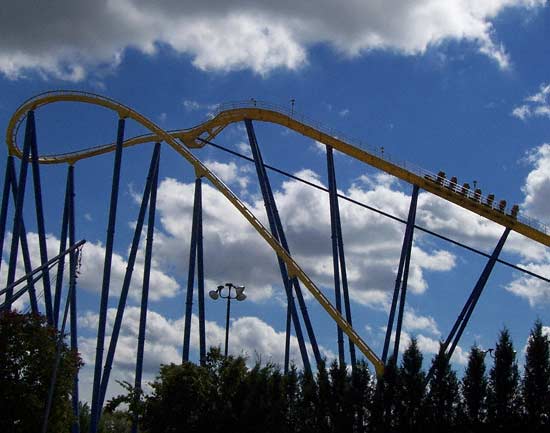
266;177;322;366
182;177;201;362
196;178;206;365
67;165;80;433
90;117;126;433
54;169;71;328
327;145;345;366
266;173;322;366
41;255;76;433
381;185;419;364
447;228;510;359
392;185;419;361
284;303;291;374
5;111;33;309
0;156;14;276
335;207;356;366
425;228;510;384
98;145;160;409
245;120;321;366
327;146;356;368
132;143;160;433
8;157;38;313
245;119;312;373
29;121;53;324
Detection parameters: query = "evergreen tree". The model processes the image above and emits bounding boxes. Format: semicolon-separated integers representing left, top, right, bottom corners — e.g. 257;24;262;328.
425;344;459;432
316;360;332;433
371;357;399;433
284;365;300;432
461;345;488;432
396;338;425;433
487;328;521;433
523;320;550;432
328;360;353;433
350;361;373;433
296;370;319;433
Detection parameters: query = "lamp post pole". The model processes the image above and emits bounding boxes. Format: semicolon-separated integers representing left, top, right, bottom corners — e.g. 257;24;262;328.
224;291;231;357
209;283;246;357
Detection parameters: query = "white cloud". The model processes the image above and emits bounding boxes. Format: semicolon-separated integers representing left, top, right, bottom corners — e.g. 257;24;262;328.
78;307;335;402
521;144;550;221
512;83;550;120
501;144;550;307
1;231;180;309
512;105;531;120
505;262;550;306
390;330;468;366
204;160;250;190
403;309;440;336
150;167;456;311
183;100;201;111
235;141;253;157
0;0;544;79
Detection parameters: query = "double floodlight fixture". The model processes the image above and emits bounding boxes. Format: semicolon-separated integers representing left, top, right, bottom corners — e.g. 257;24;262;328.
209;282;246;301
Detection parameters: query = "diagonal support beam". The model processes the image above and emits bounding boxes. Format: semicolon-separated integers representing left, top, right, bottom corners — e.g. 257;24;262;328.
392;185;419;361
29;117;53;324
327;145;357;367
98;143;161;410
53;167;71;328
382;185;419;364
132;144;160;433
245;119;318;373
67;165;80;433
447;228;510;358
182;177;201;361
426;227;510;384
5;111;33;310
90;118;126;433
196;178;206;365
7;157;38;313
0;156;14;278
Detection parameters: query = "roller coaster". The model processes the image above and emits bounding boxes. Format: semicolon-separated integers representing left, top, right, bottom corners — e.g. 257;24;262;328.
1;90;549;433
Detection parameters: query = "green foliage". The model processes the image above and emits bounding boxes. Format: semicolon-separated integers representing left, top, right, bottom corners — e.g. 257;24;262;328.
0;310;82;433
488;327;521;433
396;338;426;433
523;320;550;432
425;344;459;432
461;345;488;431
113;320;550;433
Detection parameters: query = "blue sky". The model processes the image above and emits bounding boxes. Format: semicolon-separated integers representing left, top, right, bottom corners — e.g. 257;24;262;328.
1;0;550;401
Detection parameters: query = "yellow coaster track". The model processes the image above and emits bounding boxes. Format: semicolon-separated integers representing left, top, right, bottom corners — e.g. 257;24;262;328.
5;91;384;375
8;93;550;247
6;91;550;375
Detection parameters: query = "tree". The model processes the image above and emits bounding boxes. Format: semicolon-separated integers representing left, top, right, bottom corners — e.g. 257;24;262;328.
328;360;353;433
141;361;215;433
315;360;332;433
349;361;373;433
425;344;459;432
396;338;426;433
487;327;521;433
371;357;399;433
0;311;82;433
523;320;550;432
296;369;319;433
461;345;488;432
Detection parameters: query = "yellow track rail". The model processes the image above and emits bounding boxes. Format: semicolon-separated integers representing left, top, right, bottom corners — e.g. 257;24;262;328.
5;91;384;375
7;93;550;247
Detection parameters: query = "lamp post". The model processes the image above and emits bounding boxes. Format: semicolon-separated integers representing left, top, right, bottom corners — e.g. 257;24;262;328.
209;283;246;357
